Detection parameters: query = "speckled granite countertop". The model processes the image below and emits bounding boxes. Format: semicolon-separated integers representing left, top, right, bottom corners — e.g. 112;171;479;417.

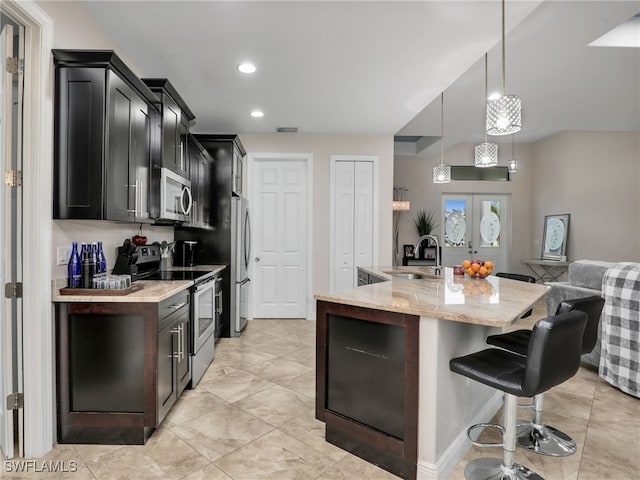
52;265;226;303
315;266;549;327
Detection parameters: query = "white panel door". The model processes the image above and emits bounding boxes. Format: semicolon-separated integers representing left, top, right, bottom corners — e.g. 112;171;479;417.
0;23;15;459
442;194;510;272
333;161;355;291
253;160;307;318
353;162;374;274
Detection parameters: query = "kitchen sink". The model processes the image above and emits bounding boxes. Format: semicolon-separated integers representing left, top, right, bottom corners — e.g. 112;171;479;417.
385;272;425;280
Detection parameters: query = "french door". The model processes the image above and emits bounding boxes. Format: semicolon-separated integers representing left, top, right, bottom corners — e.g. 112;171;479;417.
1;16;24;459
441;194;510;272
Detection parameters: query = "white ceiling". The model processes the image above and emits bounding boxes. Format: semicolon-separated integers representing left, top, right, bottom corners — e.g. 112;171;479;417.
79;1;640;143
397;0;640;156
79;0;543;135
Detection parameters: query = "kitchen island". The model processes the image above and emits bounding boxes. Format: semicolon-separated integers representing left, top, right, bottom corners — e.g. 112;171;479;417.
315;266;549;480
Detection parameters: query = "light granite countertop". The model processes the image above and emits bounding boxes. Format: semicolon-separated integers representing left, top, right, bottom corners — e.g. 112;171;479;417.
315;266;550;327
52;265;226;303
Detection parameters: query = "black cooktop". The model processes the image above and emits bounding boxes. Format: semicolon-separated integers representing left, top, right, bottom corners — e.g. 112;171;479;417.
143;270;212;282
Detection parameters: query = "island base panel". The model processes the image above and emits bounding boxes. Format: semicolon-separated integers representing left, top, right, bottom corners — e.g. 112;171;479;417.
326;411;416;479
59;425;154;445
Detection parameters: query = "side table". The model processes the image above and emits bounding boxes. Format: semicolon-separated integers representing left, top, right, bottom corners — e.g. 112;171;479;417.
522;259;572;283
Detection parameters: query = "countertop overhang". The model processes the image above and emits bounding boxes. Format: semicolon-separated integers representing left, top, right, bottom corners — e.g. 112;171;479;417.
315;266;550;327
52;265;226;303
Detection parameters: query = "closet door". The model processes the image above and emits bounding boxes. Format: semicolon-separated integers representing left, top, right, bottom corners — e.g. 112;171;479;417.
331;160;375;291
333;161;355;292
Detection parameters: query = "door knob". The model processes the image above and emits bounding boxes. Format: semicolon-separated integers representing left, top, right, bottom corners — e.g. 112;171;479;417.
255;257;260;262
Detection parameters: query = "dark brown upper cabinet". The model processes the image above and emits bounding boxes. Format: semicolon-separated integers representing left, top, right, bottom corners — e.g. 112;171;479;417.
183;135;213;230
53;50;159;223
141;78;195;179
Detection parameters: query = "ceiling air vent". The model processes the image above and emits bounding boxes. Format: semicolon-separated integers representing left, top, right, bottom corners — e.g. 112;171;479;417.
276;127;298;133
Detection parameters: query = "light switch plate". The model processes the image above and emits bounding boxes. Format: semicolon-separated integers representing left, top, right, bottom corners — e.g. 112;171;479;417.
57;246;70;266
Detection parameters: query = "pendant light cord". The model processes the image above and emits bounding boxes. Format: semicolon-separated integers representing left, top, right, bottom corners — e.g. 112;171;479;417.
501;0;506;96
484;53;489;143
441;92;444;165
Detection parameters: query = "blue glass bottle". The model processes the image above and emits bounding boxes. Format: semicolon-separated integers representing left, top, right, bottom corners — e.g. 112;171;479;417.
67;241;81;288
97;241;107;274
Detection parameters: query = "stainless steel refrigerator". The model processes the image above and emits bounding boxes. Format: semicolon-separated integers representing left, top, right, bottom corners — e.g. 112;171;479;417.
233;196;250;335
175;134;248;337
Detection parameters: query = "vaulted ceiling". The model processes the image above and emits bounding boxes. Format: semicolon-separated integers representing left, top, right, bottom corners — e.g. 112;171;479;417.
79;1;639;146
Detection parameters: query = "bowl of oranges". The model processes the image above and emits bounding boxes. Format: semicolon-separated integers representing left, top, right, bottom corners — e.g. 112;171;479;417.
463;259;493;278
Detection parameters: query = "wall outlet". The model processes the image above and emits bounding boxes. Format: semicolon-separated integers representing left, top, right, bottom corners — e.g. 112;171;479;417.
57;246;70;266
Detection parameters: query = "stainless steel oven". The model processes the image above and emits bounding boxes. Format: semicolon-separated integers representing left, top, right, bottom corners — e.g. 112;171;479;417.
190;273;221;387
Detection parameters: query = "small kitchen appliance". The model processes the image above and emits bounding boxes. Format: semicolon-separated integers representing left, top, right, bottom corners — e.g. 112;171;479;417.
173;240;198;267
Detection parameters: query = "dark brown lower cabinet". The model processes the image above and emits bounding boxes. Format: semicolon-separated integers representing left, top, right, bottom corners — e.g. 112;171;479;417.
316;301;419;479
56;290;190;445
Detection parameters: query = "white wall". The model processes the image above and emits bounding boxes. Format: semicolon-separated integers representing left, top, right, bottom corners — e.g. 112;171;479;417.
38;0;175;278
394;142;533;275
530;131;640;262
239;134;394;295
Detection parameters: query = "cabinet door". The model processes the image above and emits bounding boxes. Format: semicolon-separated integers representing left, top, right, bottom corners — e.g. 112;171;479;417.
176;317;190;394
200;150;212;227
178;116;190;178
106;71;135;222
161;94;180;172
53;67;106;219
130;98;152;222
157;322;177;423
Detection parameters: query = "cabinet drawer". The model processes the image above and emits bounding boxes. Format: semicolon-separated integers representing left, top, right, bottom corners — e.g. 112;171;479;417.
158;289;190;329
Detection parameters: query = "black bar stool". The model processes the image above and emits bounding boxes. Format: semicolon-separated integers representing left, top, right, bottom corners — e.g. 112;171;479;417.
450;310;587;480
486;295;604;456
495;273;536;318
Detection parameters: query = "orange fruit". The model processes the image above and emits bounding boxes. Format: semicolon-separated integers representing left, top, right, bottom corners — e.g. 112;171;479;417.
462;260;471;268
466;268;474;276
479;266;488;276
484;261;493;270
471;263;481;272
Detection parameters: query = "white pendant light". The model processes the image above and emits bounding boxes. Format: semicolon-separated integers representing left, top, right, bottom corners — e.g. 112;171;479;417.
486;0;522;136
433;92;451;184
476;54;498;168
508;134;519;173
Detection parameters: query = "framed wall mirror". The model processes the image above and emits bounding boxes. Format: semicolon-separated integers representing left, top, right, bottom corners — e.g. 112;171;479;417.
542;214;570;260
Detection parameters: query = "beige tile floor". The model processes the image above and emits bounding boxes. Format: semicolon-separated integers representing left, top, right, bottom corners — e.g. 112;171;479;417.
2;303;638;479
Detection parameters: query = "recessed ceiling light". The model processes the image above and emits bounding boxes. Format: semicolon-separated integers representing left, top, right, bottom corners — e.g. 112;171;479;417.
488;92;502;101
238;63;257;74
250;110;264;118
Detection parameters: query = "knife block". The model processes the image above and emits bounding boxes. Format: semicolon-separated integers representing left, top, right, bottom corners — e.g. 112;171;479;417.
111;247;139;281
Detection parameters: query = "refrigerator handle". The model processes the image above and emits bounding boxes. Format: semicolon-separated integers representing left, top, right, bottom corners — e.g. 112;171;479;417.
244;208;251;268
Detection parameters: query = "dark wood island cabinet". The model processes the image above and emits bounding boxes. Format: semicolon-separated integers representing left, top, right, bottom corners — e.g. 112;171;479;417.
316;301;419;479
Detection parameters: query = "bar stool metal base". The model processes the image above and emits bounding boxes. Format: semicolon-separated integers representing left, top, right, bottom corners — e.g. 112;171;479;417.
465;457;544;480
517;423;577;457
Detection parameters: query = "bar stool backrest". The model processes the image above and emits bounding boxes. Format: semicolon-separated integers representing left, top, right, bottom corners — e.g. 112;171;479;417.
556;295;605;355
522;311;587;397
496;272;536;284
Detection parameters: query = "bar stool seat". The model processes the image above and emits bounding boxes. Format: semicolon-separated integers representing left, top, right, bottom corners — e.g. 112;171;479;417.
486;295;604;457
450;310;587;480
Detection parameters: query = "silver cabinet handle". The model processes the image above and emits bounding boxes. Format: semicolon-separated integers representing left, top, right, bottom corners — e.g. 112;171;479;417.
255;257;260;262
127;182;138;213
171;326;180;359
179;323;184;360
168;302;188;310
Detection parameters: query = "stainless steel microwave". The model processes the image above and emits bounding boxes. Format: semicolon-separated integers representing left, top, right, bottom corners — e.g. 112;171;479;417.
157;167;192;223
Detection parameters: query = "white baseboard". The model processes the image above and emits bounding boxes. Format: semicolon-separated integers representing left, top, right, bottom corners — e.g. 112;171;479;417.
417;391;503;480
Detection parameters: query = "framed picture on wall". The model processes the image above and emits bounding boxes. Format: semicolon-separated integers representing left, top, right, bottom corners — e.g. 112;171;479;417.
542;214;570;260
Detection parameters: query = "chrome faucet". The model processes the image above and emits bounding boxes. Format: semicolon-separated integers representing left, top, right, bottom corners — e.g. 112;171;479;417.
415;234;441;275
